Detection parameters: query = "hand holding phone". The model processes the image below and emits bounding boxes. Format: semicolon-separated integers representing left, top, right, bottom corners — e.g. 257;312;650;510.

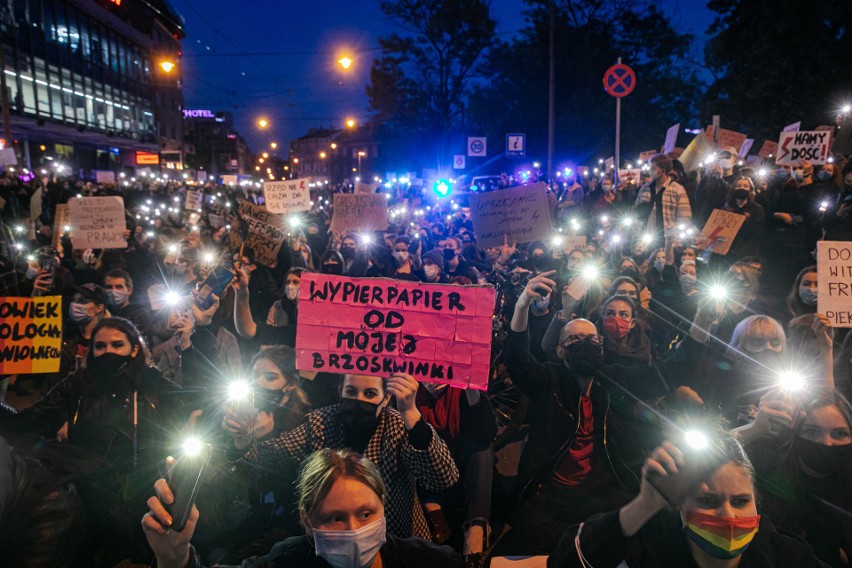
164;441;211;532
141;458;199;565
646;436;727;508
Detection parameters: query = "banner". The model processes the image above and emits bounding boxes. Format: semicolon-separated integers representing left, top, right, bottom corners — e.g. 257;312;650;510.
663;123;680;154
264;178;312;213
95;170;115;185
68;196;127;250
184;190;202;212
467;182;552;248
295;273;495;390
679;131;712;172
693;209;746;256
775;131;831;166
236;199;286;267
758;140;777;158
0;296;63;374
330;194;389;233
817;241;852;327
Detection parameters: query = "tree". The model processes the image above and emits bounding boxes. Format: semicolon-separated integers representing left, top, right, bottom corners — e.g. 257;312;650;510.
366;0;497;169
702;0;852;140
467;0;700;169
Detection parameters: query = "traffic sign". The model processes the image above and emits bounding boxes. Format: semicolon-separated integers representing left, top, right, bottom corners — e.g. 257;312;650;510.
506;133;525;157
468;137;486;157
453;155;466;169
603;64;636;98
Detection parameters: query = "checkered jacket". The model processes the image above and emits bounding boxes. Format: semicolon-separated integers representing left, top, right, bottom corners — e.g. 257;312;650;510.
634;178;692;230
240;404;460;539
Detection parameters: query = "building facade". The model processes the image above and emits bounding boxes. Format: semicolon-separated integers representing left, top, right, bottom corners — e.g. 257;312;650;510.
290;126;379;183
0;0;184;174
182;109;253;175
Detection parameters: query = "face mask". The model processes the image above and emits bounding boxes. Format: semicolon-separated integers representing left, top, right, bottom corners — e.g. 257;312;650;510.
106;290;129;308
26;266;38;280
69;302;96;323
564;339;604;376
340;246;356;260
603;184;613;193
817;171;832;182
794;437;852;476
798;287;818;305
682;510;760;560
312;517;386;568
338;398;380;448
531;254;550;270
442;248;457;262
620;268;640;282
733;189;749;201
323;263;344;276
285;284;300;301
603;315;632;339
719;157;736;170
680;274;697;292
791;171;804;183
776;169;790;181
750;348;783;369
256;386;288;413
87;352;132;377
392;251;409;264
653;260;665;272
423;265;439;280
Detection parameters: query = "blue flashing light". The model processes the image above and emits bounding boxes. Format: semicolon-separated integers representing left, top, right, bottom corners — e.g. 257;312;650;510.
432;179;451;197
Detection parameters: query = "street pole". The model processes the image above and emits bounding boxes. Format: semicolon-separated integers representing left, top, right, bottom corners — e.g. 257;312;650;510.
0;41;13;155
613;57;621;189
547;0;555;183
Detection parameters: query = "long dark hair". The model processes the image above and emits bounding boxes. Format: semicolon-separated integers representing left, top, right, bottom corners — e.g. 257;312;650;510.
85;317;152;372
786;265;817;319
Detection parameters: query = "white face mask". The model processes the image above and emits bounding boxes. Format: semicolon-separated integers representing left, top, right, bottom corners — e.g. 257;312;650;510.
106;290;129;308
392;251;409;264
26;266;38;280
69;302;96;323
312;517;386;568
423;265;439;280
285;284;300;301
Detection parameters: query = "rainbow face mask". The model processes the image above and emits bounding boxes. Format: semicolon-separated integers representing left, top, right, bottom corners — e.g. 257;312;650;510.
683;510;760;559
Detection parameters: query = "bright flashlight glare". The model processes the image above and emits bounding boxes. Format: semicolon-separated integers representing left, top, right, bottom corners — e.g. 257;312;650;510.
14;225;25;234
581;265;599;281
641;233;653;244
757;169;768;178
820;201;829;210
777;370;805;392
167;243;179;254
361;233;373;245
227;381;252;402
710;284;728;300
621;217;634;227
684;430;709;450
551;236;563;248
182;436;204;456
289;216;301;228
600;215;609;223
164;291;181;306
202;251;216;264
611;234;621;244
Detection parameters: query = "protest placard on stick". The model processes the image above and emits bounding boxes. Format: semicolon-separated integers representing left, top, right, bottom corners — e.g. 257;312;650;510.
330;194;389;233
818;241;852;327
467;182;552;248
0;296;63;374
236;199;286;267
776;131;832;165
68;196;127;250
263;178;312;214
295;273;495;390
693;209;746;256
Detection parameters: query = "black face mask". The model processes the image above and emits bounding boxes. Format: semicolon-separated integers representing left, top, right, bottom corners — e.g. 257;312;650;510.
564;339;604;376
339;247;356;260
323;263;344;275
88;352;133;377
620;268;640;282
86;352;134;395
532;255;550;270
255;386;287;413
733;189;750;201
442;248;457;262
794;437;852;476
338;398;380;450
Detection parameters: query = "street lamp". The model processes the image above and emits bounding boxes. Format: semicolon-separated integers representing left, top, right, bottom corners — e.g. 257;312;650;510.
262;152;269;159
345;118;356;129
159;60;176;73
270;142;278;150
319;152;327;159
358;150;366;174
330;143;337;150
257;118;269;129
338;56;353;70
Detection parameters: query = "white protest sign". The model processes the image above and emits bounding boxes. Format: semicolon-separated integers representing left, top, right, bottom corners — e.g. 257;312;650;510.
184;190;202;212
783;121;801;132
775;131;832;166
818;241;852;327
639;150;659;162
208;213;225;229
0;148;17;167
739;138;754;158
263;178;311;214
618;168;641;186
95;170;115;185
663;123;680;154
693;209;746;256
68;196;127;250
221;175;238;186
467;182;552;248
354;181;376;194
330;194;389;233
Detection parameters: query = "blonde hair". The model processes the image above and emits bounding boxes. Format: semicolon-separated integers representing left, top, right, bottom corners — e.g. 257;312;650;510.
297;449;386;519
726;315;786;360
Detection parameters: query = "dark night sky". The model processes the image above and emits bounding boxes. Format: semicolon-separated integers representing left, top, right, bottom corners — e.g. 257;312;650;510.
175;0;714;154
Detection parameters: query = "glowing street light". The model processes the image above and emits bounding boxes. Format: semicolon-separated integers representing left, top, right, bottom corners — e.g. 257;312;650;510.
257;118;269;129
270;142;278;150
159;60;176;73
338;56;353;70
345;118;356;129
319;151;327;159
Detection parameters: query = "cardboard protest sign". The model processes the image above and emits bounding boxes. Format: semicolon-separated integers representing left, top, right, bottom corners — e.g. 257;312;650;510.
815;125;836;151
775;131;831;166
706;126;747;153
758;140;777;158
95;170;115;185
817;241;852;327
693;209;746;256
355;181;377;194
467;182;552;249
739;139;754;158
561;235;587;253
184;190;202;212
330;194;389;233
208;213;225;229
295;273;495;390
783;121;801;132
0;296;63;374
639;150;659;162
235;199;287;267
68;196;127;250
0;148;17;167
52;204;69;249
679;131;712;172
221;175;238;186
663;124;680;154
264;178;311;214
617;168;641;186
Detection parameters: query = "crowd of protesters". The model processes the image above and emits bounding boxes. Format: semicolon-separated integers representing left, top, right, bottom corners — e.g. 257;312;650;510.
0;144;849;568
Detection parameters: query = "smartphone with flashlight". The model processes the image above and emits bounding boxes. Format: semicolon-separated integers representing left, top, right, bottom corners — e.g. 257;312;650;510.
165;441;212;532
648;438;727;508
195;262;234;310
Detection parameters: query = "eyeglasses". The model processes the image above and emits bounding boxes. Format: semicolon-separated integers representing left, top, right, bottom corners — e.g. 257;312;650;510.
560;334;603;349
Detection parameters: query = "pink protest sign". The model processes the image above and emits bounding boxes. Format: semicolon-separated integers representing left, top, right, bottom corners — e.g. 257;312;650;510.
295;273;496;390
